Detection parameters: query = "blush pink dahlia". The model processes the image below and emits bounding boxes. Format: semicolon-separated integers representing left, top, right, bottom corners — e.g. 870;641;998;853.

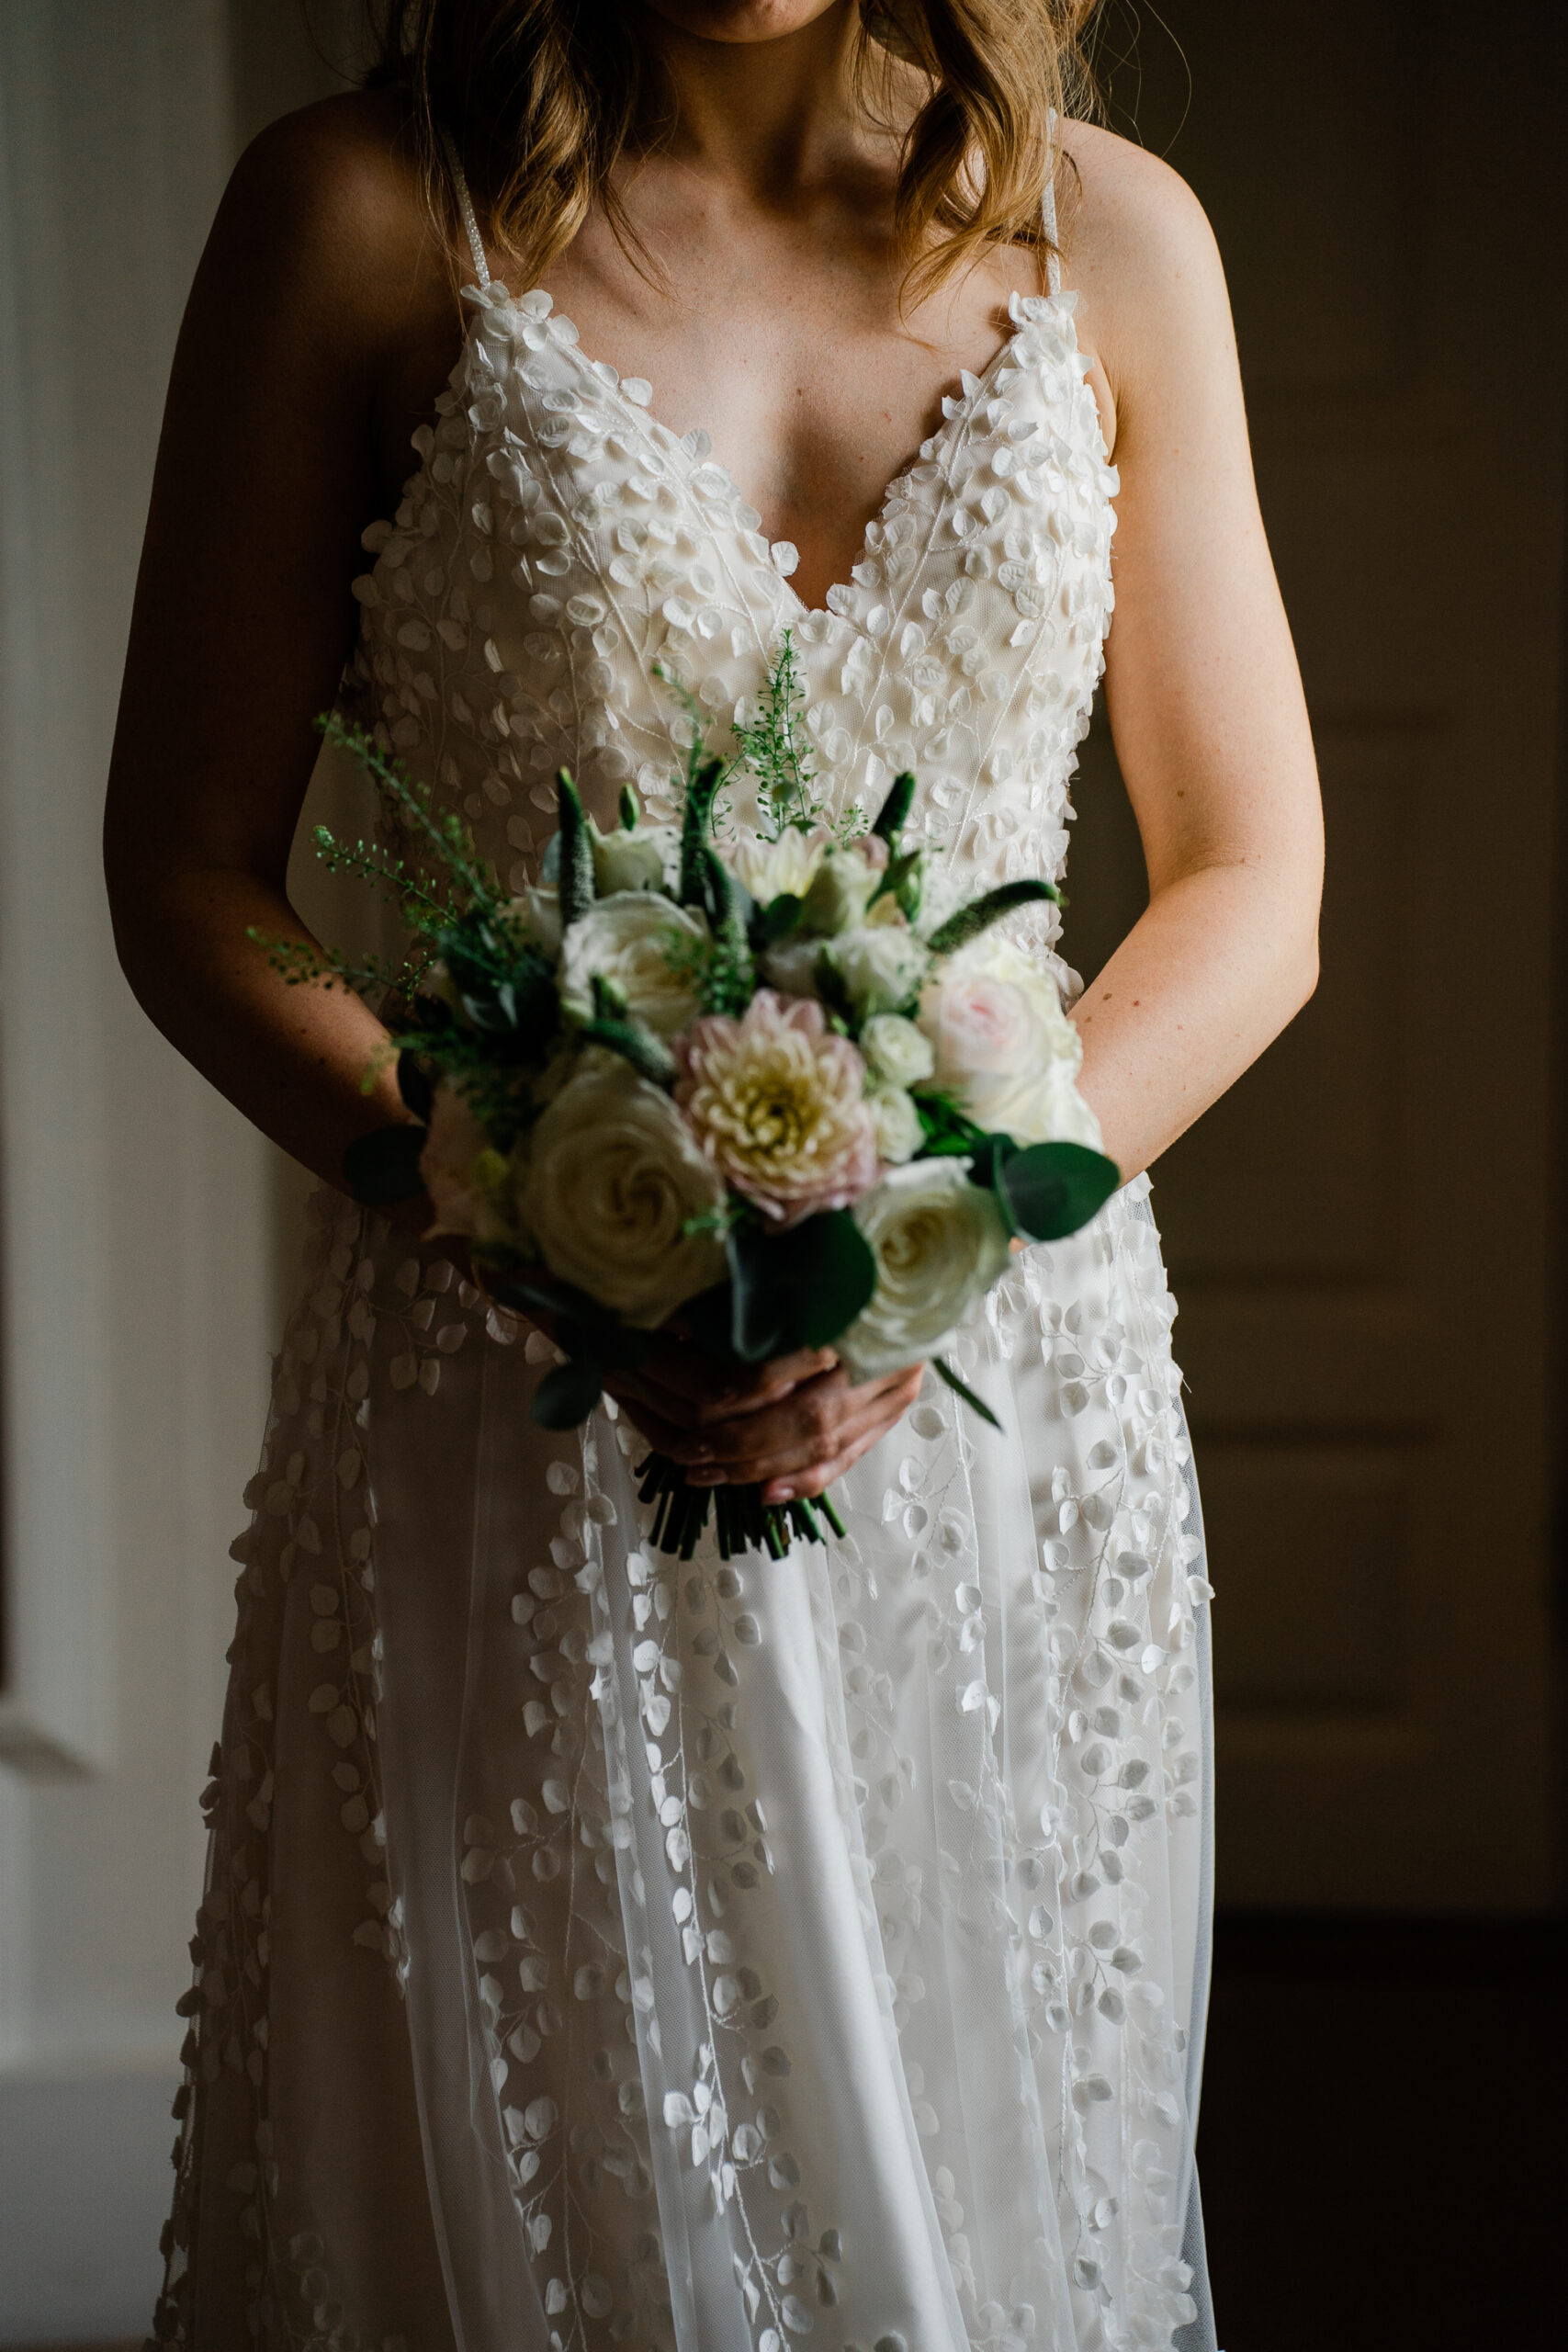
677;990;878;1226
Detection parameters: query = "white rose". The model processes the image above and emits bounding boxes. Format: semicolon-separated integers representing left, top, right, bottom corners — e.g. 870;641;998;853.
591;820;681;897
919;933;1102;1148
861;1012;935;1089
867;1084;923;1164
838;1159;1012;1383
419;1082;519;1251
522;1059;727;1326
826;923;930;1022
558;893;709;1036
727;826;829;904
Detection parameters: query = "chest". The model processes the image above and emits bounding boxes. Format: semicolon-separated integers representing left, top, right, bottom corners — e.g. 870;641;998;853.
372;202;1111;620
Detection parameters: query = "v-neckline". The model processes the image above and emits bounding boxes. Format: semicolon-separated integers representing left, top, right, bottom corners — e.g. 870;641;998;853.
479;280;1056;626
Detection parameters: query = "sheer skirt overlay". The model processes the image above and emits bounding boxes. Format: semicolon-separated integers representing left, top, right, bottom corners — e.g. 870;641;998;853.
155;1173;1214;2352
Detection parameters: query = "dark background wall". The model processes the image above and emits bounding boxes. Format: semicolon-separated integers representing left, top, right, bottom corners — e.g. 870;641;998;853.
1060;6;1567;2339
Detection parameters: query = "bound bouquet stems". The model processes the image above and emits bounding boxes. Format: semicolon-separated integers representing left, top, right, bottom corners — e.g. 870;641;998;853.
636;1451;848;1561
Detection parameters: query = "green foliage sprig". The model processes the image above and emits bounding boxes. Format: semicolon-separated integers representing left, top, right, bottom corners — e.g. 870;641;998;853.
733;627;818;837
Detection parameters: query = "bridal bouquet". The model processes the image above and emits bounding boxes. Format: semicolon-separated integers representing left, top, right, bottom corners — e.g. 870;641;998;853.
265;645;1118;1558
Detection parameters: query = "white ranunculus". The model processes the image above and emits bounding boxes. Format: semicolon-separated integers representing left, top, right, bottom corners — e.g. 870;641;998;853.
727;826;829;905
838;1159;1012;1382
591;820;681;897
860;1012;935;1090
919;932;1102;1148
558;892;709;1036
867;1084;923;1165
825;923;931;1022
523;1058;727;1326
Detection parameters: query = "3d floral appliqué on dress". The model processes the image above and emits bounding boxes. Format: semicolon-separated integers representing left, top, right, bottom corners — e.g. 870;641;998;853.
151;185;1217;2352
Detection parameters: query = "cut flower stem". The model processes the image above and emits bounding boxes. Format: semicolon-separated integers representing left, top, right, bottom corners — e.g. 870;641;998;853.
635;1451;846;1560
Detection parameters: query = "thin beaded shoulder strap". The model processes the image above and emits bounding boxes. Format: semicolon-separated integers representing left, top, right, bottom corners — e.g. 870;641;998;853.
1043;131;1063;297
437;125;491;288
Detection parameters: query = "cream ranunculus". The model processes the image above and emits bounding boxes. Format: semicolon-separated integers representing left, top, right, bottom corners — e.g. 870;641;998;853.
726;825;829;905
677;989;878;1226
558;893;709;1036
824;922;931;1023
860;1012;935;1090
419;1082;520;1251
590;820;681;897
838;1159;1013;1382
522;1057;727;1326
919;932;1103;1148
867;1084;923;1165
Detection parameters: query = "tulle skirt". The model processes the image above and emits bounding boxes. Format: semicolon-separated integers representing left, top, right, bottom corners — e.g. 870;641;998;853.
151;1174;1216;2352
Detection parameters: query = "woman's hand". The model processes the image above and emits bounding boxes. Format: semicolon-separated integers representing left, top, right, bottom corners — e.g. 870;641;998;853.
604;1333;923;1504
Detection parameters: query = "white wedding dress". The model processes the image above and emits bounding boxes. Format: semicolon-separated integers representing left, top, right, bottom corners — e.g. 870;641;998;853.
151;160;1217;2352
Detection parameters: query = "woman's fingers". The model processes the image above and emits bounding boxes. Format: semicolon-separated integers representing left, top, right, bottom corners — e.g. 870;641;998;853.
605;1359;926;1513
681;1365;924;1487
671;1368;871;1476
763;1372;925;1502
601;1387;689;1456
625;1334;838;1426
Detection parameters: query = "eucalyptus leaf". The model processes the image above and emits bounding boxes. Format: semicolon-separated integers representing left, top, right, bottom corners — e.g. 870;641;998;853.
757;892;803;945
558;1315;650;1374
682;1280;739;1363
997;1141;1122;1242
343;1122;427;1206
530;1359;607;1430
727;1226;788;1363
784;1211;877;1348
396;1050;433;1122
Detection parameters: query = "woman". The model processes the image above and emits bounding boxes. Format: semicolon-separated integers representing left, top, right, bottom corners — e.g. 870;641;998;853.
107;3;1321;2345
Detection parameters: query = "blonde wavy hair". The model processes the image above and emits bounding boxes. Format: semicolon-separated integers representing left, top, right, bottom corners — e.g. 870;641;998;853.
366;2;1102;303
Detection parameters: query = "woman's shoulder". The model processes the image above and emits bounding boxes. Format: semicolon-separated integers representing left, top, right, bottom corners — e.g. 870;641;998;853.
1055;119;1235;412
202;88;451;356
1057;119;1224;300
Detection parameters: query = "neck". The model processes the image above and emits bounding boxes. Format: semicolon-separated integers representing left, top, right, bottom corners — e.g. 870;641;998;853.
634;4;866;198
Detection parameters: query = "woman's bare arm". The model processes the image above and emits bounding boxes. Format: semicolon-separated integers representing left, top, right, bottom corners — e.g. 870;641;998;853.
1062;130;1324;1175
104;98;442;1196
104;98;903;1492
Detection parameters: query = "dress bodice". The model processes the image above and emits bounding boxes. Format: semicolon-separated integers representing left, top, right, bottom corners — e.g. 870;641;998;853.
343;249;1118;981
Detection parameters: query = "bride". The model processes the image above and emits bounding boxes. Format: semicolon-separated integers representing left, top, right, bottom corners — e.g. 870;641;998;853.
106;3;1321;2345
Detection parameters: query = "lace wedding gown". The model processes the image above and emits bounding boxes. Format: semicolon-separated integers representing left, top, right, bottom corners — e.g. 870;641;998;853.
151;161;1217;2352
